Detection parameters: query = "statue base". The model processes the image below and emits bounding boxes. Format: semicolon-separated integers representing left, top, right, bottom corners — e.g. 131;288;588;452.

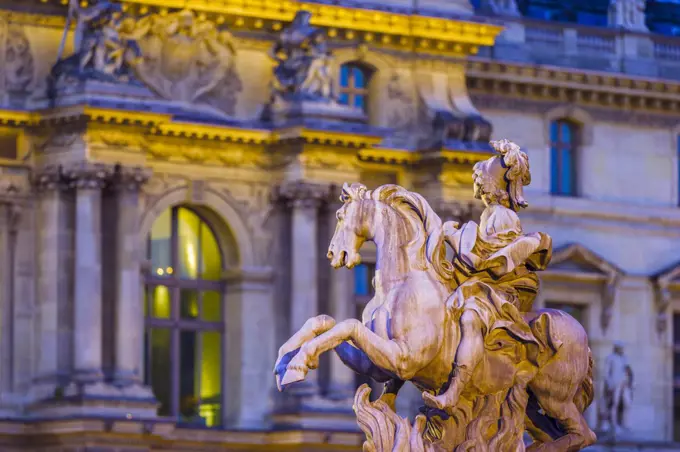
29;72;235;123
264;95;367;127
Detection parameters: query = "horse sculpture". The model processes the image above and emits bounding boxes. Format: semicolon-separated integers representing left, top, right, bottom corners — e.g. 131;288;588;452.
274;139;597;451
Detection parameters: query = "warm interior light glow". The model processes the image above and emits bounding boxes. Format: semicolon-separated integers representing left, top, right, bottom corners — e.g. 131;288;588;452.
167;267;174;275
156;268;164;276
152;286;171;318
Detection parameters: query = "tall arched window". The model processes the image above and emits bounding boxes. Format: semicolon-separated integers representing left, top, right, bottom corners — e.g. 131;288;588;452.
338;62;372;111
550;119;579;196
144;206;224;427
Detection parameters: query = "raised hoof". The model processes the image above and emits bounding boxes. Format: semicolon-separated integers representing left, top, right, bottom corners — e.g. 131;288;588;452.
280;367;307;388
273;347;301;392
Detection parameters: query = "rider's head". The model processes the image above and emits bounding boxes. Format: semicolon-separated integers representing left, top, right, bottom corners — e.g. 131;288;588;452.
472;139;531;211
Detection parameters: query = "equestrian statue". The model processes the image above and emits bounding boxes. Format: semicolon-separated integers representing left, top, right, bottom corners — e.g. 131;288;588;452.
274;139;597;452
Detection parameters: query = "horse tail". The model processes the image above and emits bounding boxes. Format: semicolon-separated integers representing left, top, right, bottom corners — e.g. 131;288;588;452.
574;347;594;413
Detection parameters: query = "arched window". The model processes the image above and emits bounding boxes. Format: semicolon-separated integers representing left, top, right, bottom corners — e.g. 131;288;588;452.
144;206;223;427
338;62;372;111
550;119;578;196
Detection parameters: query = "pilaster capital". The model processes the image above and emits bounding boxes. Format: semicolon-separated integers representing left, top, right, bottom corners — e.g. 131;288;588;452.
223;266;274;292
274;180;331;209
110;165;152;192
64;162;114;190
32;165;68;193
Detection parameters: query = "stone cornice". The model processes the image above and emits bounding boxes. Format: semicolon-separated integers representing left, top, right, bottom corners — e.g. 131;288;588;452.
358;148;491;166
467;59;680;122
117;0;501;57
24;0;500;57
272;127;383;148
151;122;270;144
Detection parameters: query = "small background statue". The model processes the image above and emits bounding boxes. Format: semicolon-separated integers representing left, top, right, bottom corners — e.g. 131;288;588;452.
608;0;648;32
268;10;335;102
52;0;142;82
599;341;634;437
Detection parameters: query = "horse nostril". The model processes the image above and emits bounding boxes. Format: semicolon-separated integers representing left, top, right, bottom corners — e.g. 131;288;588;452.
327;251;334;260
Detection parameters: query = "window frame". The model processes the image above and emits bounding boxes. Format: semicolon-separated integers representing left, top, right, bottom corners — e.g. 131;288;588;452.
550;118;579;197
144;206;225;428
338;62;372;111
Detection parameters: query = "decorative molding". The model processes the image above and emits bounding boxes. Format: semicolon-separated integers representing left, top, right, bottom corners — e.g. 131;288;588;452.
548;243;623;334
274;180;331;208
467;59;680;124
542;104;594;147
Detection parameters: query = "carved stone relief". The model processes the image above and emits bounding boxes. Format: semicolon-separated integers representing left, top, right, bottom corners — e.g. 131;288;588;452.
128;9;242;113
0;18;34;100
386;72;415;133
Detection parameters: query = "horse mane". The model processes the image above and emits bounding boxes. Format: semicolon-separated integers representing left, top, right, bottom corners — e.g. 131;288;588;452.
342;183;454;284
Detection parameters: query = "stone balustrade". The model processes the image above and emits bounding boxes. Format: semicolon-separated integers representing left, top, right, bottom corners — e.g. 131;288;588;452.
481;16;680;80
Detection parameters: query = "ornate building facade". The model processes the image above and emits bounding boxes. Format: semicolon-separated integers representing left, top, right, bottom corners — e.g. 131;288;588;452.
0;0;678;450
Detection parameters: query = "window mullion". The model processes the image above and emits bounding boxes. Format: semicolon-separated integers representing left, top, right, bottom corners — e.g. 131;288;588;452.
171;317;180;419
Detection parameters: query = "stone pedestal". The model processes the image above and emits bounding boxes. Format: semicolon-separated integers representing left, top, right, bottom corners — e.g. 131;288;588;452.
264;96;366;128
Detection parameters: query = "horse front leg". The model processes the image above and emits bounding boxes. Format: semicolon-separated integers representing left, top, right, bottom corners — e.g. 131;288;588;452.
279;319;422;389
274;314;336;390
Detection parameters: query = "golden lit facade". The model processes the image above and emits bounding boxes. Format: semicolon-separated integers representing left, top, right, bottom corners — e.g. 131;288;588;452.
0;0;677;450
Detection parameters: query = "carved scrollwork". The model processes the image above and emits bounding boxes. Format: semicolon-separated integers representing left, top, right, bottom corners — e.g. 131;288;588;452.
63;162;114;190
111;165;152;192
274;180;331;209
32;165;68;193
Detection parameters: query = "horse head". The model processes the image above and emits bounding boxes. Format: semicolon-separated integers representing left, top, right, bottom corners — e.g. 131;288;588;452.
327;183;453;285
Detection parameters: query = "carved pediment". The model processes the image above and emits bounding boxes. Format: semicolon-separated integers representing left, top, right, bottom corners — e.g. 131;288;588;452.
547;243;623;333
549;243;622;281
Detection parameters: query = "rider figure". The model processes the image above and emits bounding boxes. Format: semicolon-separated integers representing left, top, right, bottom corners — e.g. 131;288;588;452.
423;139;552;412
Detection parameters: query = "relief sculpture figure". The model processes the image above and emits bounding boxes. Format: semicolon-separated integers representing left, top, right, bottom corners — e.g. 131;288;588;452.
269;10;335;101
274;139;597;451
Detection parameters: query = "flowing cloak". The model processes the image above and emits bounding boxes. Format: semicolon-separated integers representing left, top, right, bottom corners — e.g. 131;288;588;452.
445;204;552;353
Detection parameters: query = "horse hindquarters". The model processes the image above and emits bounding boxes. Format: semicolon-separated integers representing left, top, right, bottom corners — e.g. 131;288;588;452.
525;311;597;452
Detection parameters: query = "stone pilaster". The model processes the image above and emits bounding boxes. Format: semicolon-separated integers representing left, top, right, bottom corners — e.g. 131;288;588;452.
275;181;330;396
224;267;275;429
64;163;111;389
110;166;155;401
0;181;21;413
31;166;68;401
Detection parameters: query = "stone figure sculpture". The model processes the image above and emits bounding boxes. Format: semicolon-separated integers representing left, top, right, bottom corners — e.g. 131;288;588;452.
268;10;335;101
275;139;597;451
608;0;648;32
599;342;633;436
